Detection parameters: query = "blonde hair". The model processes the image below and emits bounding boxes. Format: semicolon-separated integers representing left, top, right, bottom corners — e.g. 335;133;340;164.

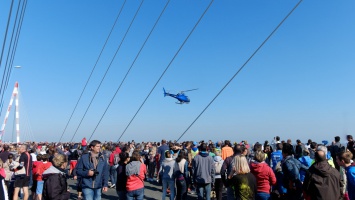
254;151;266;162
52;154;68;168
234;155;250;174
150;146;157;155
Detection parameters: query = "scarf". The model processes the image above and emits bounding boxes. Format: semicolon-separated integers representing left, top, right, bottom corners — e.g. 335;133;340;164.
91;152;99;169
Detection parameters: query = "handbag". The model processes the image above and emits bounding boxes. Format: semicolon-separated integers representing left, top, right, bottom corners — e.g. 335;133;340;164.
210;190;216;199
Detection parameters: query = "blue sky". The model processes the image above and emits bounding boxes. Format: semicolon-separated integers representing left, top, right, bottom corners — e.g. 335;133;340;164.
0;0;354;144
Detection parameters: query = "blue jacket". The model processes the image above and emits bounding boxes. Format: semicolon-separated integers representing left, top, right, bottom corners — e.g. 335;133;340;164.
346;163;355;200
76;152;109;189
281;156;308;190
271;150;283;171
298;156;312;182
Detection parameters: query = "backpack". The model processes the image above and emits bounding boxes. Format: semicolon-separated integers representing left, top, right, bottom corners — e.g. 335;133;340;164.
113;153;120;165
215;161;222;175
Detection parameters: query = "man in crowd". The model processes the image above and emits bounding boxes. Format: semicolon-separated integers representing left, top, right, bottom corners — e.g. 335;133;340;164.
192;143;215;200
281;143;307;200
76;140;109;200
308;142;317;159
221;144;244;200
347;135;355;156
331;136;344;171
221;140;233;160
13;144;32;200
303;146;343;199
108;145;121;188
271;143;283;171
157;139;169;165
294;139;304;159
337;151;355;200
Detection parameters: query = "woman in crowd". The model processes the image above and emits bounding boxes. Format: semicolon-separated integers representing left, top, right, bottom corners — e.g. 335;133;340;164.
3;154;14;190
116;152;130;200
213;149;224;200
175;151;188;200
126;151;146;200
250;151;276;200
42;154;70;200
147;146;156;181
158;150;178;200
228;155;257;200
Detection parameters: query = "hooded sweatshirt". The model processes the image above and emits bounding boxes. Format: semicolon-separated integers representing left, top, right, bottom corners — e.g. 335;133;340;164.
160;158;178;180
250;161;276;193
213;156;224;179
126;161;146;191
303;160;343;200
109;147;122;166
192;151;215;184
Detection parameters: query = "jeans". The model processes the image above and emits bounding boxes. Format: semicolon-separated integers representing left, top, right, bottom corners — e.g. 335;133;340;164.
256;192;270;200
126;188;144;200
82;188;102;200
196;183;211;200
162;179;175;200
110;165;118;185
176;178;187;200
116;190;127;200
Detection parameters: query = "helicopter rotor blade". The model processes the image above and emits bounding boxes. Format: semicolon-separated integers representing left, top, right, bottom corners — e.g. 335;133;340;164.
182;88;199;93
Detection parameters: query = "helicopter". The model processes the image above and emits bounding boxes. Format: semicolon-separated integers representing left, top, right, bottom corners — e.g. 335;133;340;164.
163;88;198;104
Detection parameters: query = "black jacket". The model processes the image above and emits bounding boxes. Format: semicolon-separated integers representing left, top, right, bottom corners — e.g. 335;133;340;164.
42;166;70;200
303;160;343;200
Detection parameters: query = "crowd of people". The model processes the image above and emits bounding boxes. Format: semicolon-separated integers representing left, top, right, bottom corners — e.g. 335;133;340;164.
0;135;354;200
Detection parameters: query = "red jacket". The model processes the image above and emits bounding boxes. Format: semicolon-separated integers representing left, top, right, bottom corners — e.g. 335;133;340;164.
250;161;276;193
109;147;122;166
33;161;52;181
126;163;146;191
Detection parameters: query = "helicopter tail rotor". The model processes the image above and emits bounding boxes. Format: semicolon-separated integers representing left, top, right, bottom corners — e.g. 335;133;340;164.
163;88;167;97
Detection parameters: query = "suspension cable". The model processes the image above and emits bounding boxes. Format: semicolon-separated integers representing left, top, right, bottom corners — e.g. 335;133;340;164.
88;0;171;141
176;0;303;142
117;0;215;142
0;0;15;90
58;0;127;142
0;0;27;117
70;0;145;142
0;0;22;104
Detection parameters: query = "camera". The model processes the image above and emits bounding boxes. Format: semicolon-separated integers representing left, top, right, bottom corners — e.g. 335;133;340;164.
91;169;99;176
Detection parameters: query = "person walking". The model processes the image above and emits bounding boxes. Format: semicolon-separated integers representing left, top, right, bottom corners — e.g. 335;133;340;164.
116;152;130;200
12;144;32;200
126;151;146;200
76;140;109;200
192;143;215;200
108;145;121;188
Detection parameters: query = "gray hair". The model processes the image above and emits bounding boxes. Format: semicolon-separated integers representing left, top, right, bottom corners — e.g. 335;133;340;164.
317;145;327;156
